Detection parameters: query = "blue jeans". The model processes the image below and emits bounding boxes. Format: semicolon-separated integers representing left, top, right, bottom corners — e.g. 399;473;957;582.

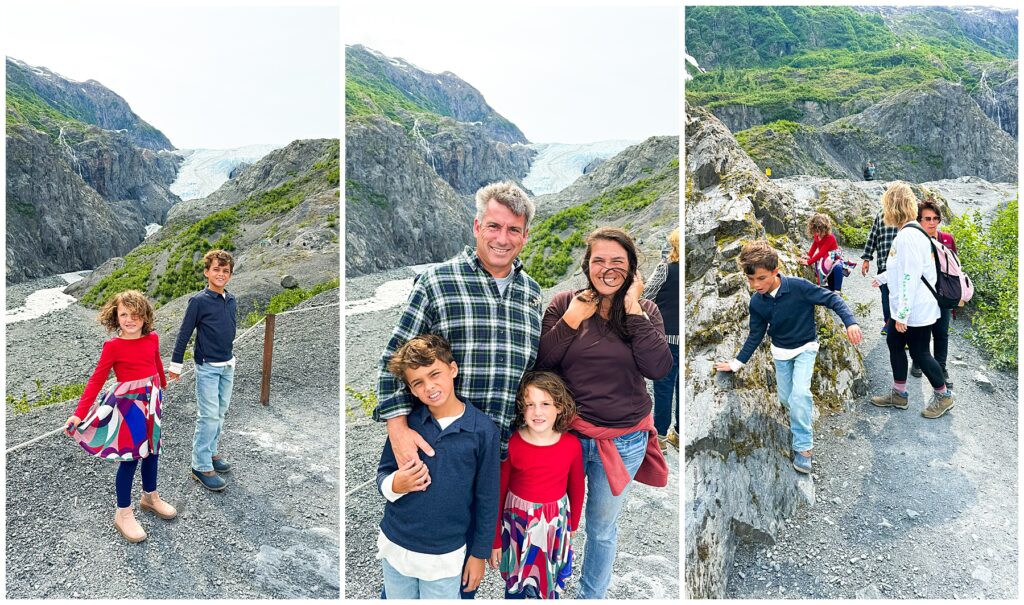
773;349;817;453
653;343;680;436
381;557;460;599
578;430;648;599
192;362;234;472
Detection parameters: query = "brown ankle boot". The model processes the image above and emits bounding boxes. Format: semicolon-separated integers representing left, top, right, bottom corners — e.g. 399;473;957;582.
140;491;177;520
114;506;147;543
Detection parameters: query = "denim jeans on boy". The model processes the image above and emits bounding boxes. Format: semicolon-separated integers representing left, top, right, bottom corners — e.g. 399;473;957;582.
653;343;680;436
773;349;817;453
381;557;460;599
578;430;647;599
192;362;234;472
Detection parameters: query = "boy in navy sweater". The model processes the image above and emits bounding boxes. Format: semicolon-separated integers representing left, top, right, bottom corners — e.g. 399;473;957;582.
376;334;499;599
715;241;862;474
169;249;237;492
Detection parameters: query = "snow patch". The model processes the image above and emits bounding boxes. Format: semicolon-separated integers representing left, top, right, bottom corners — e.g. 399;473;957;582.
170;144;282;201
523;140;638;195
5;271;90;325
345;264;434;317
145;223;161;237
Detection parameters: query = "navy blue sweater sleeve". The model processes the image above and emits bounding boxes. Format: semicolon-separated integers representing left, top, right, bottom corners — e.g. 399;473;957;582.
171;295;200;365
736;301;768;364
469;426;501;559
376;438;399;495
799;280;857;327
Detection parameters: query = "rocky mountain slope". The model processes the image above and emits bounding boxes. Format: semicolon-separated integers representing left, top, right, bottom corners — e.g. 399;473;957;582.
345;45;535;276
684;105;866;598
6;57;181;283
66;138;340;332
685;6;1018;179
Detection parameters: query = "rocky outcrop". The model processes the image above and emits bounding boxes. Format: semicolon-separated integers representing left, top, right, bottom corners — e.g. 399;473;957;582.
6;125;137;283
421;118;534;195
684;105;866;598
967;60;1018;139
347;44;528;144
856;6;1018;60
344;116;471;276
6;57;174;151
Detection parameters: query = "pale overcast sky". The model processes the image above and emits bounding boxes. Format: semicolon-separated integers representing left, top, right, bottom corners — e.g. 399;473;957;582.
345;4;680;144
3;3;340;149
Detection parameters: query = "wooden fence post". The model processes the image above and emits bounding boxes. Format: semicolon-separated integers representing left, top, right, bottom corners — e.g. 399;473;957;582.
260;314;275;406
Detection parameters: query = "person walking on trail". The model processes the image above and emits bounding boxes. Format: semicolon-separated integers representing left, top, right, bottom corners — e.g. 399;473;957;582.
373;181;543;598
169;249;237;492
66;290;176;543
536;227;672;599
861;202;901;335
909;199;957;390
870;183;955;418
644;228;681;452
715;241;862;475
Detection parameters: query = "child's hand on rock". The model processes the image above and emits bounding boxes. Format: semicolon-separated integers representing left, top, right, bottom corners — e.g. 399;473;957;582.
846;324;863;345
714;361;734;373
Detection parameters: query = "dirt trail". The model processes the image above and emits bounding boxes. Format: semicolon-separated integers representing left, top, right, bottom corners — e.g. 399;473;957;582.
727;270;1018;599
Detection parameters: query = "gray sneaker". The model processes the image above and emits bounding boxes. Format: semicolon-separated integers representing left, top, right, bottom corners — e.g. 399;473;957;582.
922;391;954;419
793;451;813;474
910;363;923;378
870;389;909;410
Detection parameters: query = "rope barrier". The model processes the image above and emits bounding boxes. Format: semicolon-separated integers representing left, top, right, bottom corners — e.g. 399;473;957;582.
345;477;377;498
5;297;338;455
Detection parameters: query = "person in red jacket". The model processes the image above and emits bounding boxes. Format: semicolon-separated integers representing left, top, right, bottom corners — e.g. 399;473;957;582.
65;290;176;543
805;213;844;291
489;371;584;599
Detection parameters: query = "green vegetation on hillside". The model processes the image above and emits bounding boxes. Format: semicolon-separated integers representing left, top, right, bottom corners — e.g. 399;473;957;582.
243;278;340;327
6;75;88;137
946;199;1018;369
345;49;449;126
521;161;677;287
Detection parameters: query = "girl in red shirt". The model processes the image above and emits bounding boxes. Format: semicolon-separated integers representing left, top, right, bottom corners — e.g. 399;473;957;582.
806;213;844;291
65;290;176;543
489;371;585;599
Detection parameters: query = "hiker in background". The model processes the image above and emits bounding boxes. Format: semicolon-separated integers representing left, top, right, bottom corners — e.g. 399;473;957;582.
861;200;901;335
869;182;954;419
909;198;958;390
864;161;876;181
536;227;672;599
805;213;853;292
66;290;175;543
765;166;772;179
644;228;681;452
715;241;862;475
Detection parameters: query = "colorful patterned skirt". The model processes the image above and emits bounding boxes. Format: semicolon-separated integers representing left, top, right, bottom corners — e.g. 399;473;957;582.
71;375;162;461
498;490;574;599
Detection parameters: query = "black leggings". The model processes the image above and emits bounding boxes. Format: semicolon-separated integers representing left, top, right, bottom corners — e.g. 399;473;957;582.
932;308;951;370
116;455;158;508
887;324;944;388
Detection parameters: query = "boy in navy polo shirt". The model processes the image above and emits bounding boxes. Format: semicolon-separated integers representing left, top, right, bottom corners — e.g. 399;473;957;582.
169;249;237;492
376;334;499;599
715;241;862;474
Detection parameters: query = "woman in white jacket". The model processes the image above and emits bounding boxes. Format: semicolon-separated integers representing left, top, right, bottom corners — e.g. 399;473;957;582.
869;182;954;418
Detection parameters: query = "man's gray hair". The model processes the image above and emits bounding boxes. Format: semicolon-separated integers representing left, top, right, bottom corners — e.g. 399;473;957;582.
474;181;535;228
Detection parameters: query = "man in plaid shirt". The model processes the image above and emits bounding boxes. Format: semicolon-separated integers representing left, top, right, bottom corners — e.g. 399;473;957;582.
373;181;543;465
861;208;900;334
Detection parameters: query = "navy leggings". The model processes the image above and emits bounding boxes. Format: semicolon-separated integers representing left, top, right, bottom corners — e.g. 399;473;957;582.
116;455;158;508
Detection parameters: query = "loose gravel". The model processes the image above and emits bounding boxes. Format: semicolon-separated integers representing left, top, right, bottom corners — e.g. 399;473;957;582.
343;270;680;599
6;290;340;599
726;270;1018;599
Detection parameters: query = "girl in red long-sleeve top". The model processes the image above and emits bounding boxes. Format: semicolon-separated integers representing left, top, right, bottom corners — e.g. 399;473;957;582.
65;290;176;543
488;371;585;600
806;213;844;291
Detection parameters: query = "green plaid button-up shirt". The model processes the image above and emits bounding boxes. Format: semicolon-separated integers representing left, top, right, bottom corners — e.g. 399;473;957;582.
374;246;543;458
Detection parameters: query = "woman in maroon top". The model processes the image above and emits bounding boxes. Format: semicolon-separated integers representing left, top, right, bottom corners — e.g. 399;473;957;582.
535;227;672;598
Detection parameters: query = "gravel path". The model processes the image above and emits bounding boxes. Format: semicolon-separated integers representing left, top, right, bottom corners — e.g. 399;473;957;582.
726;271;1018;599
6;291;340;599
343;270;680;599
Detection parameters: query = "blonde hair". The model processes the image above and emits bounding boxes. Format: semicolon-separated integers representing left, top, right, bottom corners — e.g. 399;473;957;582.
807;213;832;238
97;290;155;335
882;182;918;227
667;228;680;263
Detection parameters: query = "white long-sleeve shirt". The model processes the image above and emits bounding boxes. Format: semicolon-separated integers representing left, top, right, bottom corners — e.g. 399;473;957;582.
879;222;940;327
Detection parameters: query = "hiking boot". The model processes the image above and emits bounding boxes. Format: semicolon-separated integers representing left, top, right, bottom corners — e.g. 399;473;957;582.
114;506;147;543
212;456;232;473
910;362;923;378
922;391;954;419
666;429;680;450
657;436;669;455
870;389;908;410
192;468;227;491
793;451;813;474
140;491;177;520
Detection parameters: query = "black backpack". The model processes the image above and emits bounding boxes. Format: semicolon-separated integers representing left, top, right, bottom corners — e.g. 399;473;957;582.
902;224;973;310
